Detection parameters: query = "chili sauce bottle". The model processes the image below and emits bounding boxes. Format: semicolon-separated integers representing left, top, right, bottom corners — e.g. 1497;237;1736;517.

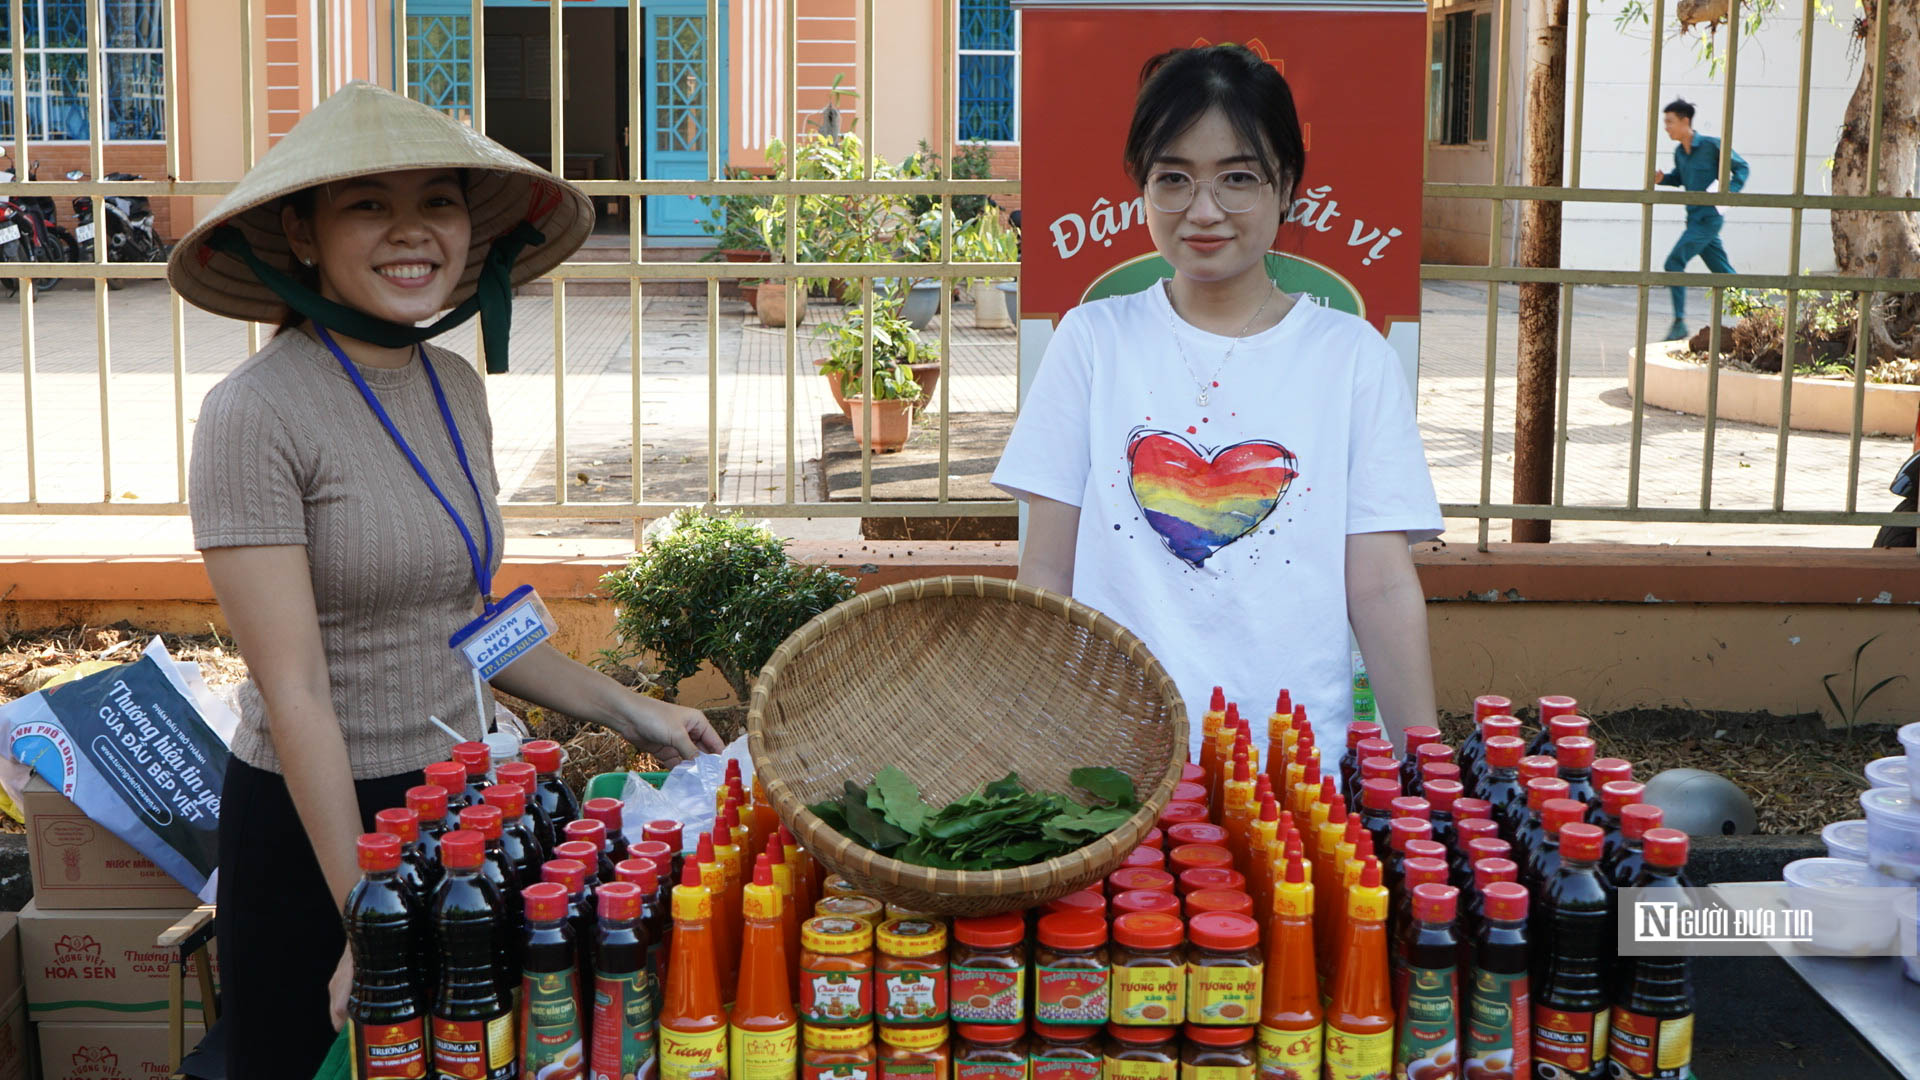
497;760;557;860
1395;883;1462;1080
484;784;544;889
658;863;725;1080
521;881;587;1078
1258;851;1320;1080
523;739;583;842
731;856;799;1080
1608;829;1694;1079
594;881;661;1080
431;829;515;1080
461;803;525;1001
1467;881;1530;1080
1531;823;1610;1080
1326;857;1394;1080
585;797;634;867
345;833;430;1079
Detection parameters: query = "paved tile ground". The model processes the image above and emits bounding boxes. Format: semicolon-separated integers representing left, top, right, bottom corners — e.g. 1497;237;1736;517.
0;277;1906;555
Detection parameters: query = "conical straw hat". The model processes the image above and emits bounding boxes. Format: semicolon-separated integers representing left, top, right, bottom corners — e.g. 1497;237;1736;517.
168;81;593;325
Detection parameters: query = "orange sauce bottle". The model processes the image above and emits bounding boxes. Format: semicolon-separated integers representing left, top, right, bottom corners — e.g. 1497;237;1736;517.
779;826;814;914
1325;858;1393;1080
731;855;799;1080
1210;705;1242;816
1314;799;1348;914
1248;796;1280;935
1258;851;1322;1080
1282;702;1306;773
1265;690;1293;788
1200;686;1228;786
1223;752;1256;875
660;861;728;1080
722;805;752;982
766;837;803;999
695;835;738;1001
749;775;781;865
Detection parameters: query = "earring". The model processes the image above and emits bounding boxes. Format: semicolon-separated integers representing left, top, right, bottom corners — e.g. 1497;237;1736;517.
300;256;316;268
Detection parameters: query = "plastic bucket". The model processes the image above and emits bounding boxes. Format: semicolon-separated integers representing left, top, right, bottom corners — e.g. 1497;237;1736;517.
1783;856;1900;953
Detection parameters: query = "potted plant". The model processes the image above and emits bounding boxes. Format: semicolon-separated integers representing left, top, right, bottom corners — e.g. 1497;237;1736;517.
894;208;960;330
748;200;830;327
817;293;945;412
841;360;924;453
960;209;1020;329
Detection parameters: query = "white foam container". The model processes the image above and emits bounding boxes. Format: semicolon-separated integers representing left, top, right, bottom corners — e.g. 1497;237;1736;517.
1898;889;1920;985
1823;819;1871;862
1862;786;1920;885
1902;721;1920;798
484;731;523;765
1784;856;1900;953
1865;755;1911;794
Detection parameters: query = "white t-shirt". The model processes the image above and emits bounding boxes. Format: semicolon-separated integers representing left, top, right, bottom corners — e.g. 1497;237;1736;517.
993;282;1443;763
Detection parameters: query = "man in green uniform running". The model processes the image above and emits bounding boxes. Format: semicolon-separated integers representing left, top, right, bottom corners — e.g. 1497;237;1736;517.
1653;98;1749;341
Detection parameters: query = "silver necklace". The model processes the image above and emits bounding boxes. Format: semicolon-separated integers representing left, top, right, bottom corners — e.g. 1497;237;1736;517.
1165;280;1277;406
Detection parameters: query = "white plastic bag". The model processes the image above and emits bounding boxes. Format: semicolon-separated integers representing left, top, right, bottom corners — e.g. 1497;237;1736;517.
619;734;754;854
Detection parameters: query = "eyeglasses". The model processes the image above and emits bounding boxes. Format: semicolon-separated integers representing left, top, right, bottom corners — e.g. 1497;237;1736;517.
1145;169;1271;214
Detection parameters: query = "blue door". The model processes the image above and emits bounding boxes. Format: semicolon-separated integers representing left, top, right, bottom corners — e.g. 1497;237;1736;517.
645;1;728;236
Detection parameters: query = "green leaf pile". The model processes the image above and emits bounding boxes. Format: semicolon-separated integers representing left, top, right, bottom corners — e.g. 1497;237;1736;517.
807;766;1140;870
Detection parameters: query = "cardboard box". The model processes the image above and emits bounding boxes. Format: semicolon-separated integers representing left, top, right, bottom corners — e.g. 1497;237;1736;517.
19;902;216;1025
21;776;200;911
37;1021;203;1080
0;914;20;1004
0;991;29;1080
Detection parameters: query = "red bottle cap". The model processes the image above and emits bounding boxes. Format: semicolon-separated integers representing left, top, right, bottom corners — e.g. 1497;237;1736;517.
1168;846;1235;878
1172;782;1209;805
1347;721;1383;749
1547;716;1591;746
630;839;673;866
1109;867;1176;895
452;741;491;777
615;859;659;892
1142;828;1165;850
1361;778;1399;810
958;1023;1027;1046
1525;777;1571;810
1158;801;1211;828
1184;869;1244;898
1356;738;1396;762
1355;831;1376;862
1403;726;1442;754
554;841;599;866
1560;823;1604;861
522;739;563;773
1538;695;1579;722
1258;796;1280;825
1112;910;1185;950
584;797;624;831
1210;686;1226;712
1474;857;1519;889
1467;837;1513;864
495;760;537;792
1411;882;1459;923
1404;857;1450;890
1454;798;1494;821
1388;818;1433;852
1481;716;1523;741
524;881;571;923
440;830;484;869
719;804;741;833
1483;736;1525;769
1643;827;1690;868
1361;757;1400;785
1328;799;1348;826
481;785;525;819
1301;758;1322;787
1482;880;1529;921
1181;763;1206;786
1542;798;1588;837
405;784;449;820
1423;779;1463;812
1415;742;1454;766
1360;858;1382;889
1111;889;1183;918
1183;1023;1255;1048
1421;763;1463;788
1405;839;1448;863
1167;822;1230;848
1621;802;1665;840
1186;889;1255;919
643;821;684;850
541;859;589;894
1122;847;1166;870
423;762;466;795
357;832;402;872
1037;912;1108;950
1456;819;1500;850
765;836;785;865
1600;781;1647;816
1044;890;1107;918
599;881;643;922
565;818;608;853
1390;797;1430;821
753;858;773;888
1231;754;1251;784
1520;757;1559;782
1275;689;1293;715
1593;758;1635;786
374;807;420;843
954;913;1025;949
1474;695;1514;722
1555;736;1597;770
459;804;503;840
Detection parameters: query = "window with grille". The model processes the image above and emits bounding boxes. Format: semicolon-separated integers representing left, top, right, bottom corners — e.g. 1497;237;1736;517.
0;0;165;142
406;14;473;123
1429;8;1491;146
958;0;1016;144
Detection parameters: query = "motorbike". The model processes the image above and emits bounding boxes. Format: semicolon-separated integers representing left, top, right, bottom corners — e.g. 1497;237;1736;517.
1872;419;1920;547
66;168;167;272
0;160;67;296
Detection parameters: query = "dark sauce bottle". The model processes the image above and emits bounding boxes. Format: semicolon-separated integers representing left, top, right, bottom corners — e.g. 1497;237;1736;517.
1466;881;1530;1080
1531;823;1610;1080
1395;882;1463;1080
460;804;525;1002
431;829;515;1080
1608;829;1695;1079
523;739;583;840
345;833;430;1079
519;881;586;1078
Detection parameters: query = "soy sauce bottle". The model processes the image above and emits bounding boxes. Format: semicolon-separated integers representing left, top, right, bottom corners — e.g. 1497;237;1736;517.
1554;737;1601;812
520;881;586;1078
375;806;439;910
1480;736;1530;843
1605;805;1666;890
1526;798;1590;973
593;881;659;1080
425;760;475;815
565;818;621;885
584;797;633;867
1395;883;1463;1080
1358;779;1399;864
1608;829;1694;1079
483;784;544;889
345;833;430;1078
498;760;558;860
543;856;600;1026
407;783;456;871
431;829;515;1080
1466;881;1530;1080
1595;781;1647;870
1531;823;1610;1080
523;739;583;843
461;804;525;1001
1450;819;1501;892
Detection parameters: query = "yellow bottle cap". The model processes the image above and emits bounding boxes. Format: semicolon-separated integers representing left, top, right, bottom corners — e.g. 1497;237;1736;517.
876;918;948;957
673;880;714;921
802;915;875;955
880;1024;948;1051
743;882;781;921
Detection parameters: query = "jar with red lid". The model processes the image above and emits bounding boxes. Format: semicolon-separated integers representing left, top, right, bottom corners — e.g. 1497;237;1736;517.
804;1022;878;1080
1033;913;1111;1025
1105;1024;1177;1080
878;1022;949;1080
955;1022;1029;1080
817;894;887;928
1157;802;1209;830
876;917;948;1025
1111;890;1182;919
1181;1023;1255;1080
951;913;1027;1025
1043;890;1107;920
1168;845;1233;879
1185;912;1262;1025
1176;867;1246;897
800;916;876;1026
1109;911;1185;1026
1167;822;1230;849
1184;889;1254;919
1108;867;1175;895
1031;1024;1103;1080
1120;847;1166;871
1141;828;1165;850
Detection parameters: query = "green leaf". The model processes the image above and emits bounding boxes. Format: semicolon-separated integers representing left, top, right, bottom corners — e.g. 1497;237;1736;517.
843;793;911;852
1070;767;1136;808
808;799;849;834
982;773;1026;800
870;766;931;836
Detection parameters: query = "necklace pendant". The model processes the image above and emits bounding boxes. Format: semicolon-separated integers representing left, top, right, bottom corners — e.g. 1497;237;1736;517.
1196;389;1210;407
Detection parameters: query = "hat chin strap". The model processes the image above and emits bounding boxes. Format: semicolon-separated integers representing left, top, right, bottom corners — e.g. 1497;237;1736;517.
206;220;545;374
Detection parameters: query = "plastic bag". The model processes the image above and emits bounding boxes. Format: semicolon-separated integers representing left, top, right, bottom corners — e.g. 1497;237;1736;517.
619;734;754;854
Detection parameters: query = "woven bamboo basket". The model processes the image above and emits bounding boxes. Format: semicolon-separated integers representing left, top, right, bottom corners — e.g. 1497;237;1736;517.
747;575;1187;916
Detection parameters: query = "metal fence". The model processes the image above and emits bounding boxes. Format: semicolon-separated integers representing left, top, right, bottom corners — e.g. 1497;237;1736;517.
1;0;1916;548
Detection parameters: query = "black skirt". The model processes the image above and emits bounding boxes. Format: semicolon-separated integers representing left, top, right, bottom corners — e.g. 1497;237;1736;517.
216;756;424;1080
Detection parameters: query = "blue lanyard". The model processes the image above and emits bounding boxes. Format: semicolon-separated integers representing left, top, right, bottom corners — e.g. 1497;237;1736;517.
316;325;497;606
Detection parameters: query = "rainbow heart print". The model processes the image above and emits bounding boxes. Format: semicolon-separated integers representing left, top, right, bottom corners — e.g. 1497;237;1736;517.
1127;429;1299;568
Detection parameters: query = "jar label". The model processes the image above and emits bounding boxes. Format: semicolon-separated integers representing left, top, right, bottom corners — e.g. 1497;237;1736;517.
1607;1007;1692;1079
881;968;949;1023
1393;964;1459;1080
730;1023;800;1080
1256;1023;1322;1080
1032;1055;1102;1080
806;1059;879;1080
593;970;660;1080
955;1062;1029;1080
1188;963;1262;1024
1112;963;1185;1024
1532;1006;1608;1074
951;966;1025;1024
1189;1066;1255;1080
351;1017;428;1079
520;969;585;1075
1323;1025;1392;1080
1034;964;1111;1024
1106;1057;1177;1080
881;1063;940;1080
660;1025;729;1080
801;964;875;1025
430;1013;516;1080
1465;968;1529;1080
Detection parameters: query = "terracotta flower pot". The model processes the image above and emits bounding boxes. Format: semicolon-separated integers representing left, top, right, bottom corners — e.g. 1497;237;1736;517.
756;281;809;327
843;397;916;453
815;361;942;417
815;359;852;416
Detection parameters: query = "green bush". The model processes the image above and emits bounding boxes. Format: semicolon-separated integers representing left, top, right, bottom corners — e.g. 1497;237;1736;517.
600;510;855;702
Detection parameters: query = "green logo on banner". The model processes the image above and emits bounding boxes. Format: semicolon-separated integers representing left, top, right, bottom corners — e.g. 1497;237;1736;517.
1081;250;1365;317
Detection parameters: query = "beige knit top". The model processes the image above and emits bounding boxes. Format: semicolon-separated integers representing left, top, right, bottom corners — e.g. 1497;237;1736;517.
190;329;506;780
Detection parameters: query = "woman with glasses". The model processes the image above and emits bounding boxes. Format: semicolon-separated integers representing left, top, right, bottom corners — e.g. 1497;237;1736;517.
992;45;1443;764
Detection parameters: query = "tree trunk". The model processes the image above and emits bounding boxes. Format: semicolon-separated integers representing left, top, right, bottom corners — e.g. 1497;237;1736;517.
1831;0;1920;362
1514;0;1571;542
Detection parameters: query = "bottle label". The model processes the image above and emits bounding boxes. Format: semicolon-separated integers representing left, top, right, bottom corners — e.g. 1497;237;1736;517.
1106;1058;1177;1080
594;970;660;1080
430;1013;516;1080
1607;1007;1692;1079
881;1063;939;1080
954;1062;1028;1080
521;969;586;1076
1034;963;1111;1023
352;1017;428;1079
804;1058;876;1080
880;968;949;1023
1533;1006;1608;1074
1394;964;1458;1080
800;964;875;1024
730;1023;800;1080
659;1025;729;1080
1323;1026;1393;1080
1032;1055;1101;1080
1465;968;1529;1080
951;965;1025;1024
1112;964;1184;1024
1256;1023;1322;1080
1189;1066;1254;1080
1187;963;1262;1024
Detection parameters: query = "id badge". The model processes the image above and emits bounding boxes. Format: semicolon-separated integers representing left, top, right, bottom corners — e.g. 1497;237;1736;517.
450;584;557;680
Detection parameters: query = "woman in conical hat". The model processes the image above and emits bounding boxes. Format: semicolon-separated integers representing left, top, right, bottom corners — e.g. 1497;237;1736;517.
170;82;721;1077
